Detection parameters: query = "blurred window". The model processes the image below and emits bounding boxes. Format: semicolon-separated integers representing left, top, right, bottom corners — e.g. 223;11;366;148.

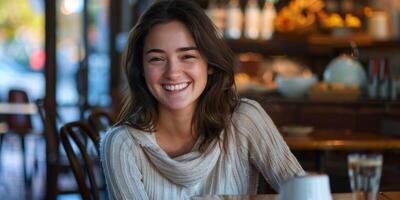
56;0;111;120
0;0;111;120
87;0;111;106
0;0;45;101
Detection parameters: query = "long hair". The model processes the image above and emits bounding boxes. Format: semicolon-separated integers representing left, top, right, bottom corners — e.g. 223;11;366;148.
118;0;238;152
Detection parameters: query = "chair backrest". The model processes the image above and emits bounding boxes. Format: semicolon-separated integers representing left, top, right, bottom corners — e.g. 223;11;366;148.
36;99;57;134
87;108;114;138
60;121;100;200
35;99;62;198
35;99;64;135
7;89;32;133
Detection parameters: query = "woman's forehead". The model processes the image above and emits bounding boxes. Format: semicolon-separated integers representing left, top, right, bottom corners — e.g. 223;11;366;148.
143;21;198;53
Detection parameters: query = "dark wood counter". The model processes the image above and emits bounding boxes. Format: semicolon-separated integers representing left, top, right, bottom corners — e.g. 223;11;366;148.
242;93;400;134
283;129;400;151
193;191;400;200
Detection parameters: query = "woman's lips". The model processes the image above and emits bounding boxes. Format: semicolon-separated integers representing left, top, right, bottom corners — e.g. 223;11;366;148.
162;82;190;92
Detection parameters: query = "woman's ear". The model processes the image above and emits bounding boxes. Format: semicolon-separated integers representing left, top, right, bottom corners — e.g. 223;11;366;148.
207;67;214;75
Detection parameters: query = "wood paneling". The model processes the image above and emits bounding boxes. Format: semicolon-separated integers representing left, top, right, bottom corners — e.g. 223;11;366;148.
253;95;400;133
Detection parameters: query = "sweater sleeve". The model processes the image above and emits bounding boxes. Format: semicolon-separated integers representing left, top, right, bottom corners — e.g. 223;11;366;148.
234;99;305;192
100;126;149;200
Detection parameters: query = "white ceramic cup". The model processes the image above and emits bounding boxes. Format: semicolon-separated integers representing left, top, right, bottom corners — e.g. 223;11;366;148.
278;173;332;200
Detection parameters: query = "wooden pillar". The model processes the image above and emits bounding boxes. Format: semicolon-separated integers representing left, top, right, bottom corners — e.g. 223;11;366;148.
109;0;122;110
79;0;90;118
44;0;58;199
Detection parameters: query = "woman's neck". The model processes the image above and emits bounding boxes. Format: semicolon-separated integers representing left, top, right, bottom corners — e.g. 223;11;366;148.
158;114;193;137
157;105;196;137
156;106;198;157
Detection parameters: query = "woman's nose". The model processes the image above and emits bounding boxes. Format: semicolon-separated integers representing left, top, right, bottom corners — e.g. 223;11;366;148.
164;59;182;79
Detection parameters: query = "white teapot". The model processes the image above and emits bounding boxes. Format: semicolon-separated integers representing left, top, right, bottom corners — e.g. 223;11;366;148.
323;54;367;88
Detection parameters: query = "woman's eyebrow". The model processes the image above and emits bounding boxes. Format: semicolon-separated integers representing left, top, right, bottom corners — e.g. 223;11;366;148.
177;46;198;52
145;48;165;55
145;46;198;55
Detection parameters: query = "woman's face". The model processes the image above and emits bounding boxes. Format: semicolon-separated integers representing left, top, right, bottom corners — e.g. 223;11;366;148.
142;20;208;114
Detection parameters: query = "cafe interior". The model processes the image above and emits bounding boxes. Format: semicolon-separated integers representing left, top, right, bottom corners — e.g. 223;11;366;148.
0;0;400;199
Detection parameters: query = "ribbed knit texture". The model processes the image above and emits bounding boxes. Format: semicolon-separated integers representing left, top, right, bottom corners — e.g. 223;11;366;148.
100;99;305;200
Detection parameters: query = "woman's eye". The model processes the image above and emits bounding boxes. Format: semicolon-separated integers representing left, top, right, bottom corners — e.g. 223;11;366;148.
182;55;196;60
148;57;164;63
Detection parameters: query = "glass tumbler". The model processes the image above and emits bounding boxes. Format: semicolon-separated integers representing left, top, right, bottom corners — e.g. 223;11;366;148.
348;153;383;200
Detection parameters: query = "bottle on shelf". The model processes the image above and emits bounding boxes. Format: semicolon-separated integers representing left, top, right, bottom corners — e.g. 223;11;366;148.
378;58;390;99
260;0;277;40
390;76;398;101
206;0;226;36
225;0;243;39
244;0;260;39
368;10;390;40
389;2;400;39
368;58;379;99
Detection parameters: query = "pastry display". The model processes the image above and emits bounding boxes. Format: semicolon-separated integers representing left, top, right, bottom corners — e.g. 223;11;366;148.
275;0;324;32
308;82;361;101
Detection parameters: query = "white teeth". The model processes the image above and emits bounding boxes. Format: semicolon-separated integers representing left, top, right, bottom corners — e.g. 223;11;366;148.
163;83;189;91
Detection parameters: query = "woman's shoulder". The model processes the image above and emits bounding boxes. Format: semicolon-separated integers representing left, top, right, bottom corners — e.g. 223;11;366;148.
101;125;143;149
232;98;275;132
100;125;130;149
101;124;157;150
234;98;265;117
102;125;130;141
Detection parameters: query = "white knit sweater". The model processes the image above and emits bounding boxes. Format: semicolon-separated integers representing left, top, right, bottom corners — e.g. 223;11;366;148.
100;99;304;200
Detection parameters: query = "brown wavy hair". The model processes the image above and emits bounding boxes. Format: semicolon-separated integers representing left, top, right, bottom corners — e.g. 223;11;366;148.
117;0;238;152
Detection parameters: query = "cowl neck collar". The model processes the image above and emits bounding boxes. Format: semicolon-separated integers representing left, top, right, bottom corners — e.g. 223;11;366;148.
128;127;221;188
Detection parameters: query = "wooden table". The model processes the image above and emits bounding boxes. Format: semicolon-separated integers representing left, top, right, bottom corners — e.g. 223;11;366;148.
282;130;400;172
193;191;400;200
0;102;38;133
0;102;38;115
283;130;400;151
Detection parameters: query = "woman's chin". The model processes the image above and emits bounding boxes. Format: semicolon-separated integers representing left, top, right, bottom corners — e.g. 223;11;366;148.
159;100;196;112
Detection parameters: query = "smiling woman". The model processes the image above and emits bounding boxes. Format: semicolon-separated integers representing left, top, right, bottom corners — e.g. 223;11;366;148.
142;21;209;114
100;1;304;199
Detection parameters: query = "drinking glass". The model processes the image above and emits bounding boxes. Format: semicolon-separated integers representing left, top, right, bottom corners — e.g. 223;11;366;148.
348;153;383;200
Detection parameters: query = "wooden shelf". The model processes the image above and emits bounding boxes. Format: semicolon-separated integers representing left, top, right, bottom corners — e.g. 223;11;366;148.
242;92;400;106
226;36;308;56
226;33;400;56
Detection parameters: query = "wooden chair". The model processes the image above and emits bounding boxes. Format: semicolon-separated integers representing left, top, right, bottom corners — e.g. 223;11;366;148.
4;89;35;186
35;98;64;198
87;108;114;140
37;99;100;197
60;121;101;200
